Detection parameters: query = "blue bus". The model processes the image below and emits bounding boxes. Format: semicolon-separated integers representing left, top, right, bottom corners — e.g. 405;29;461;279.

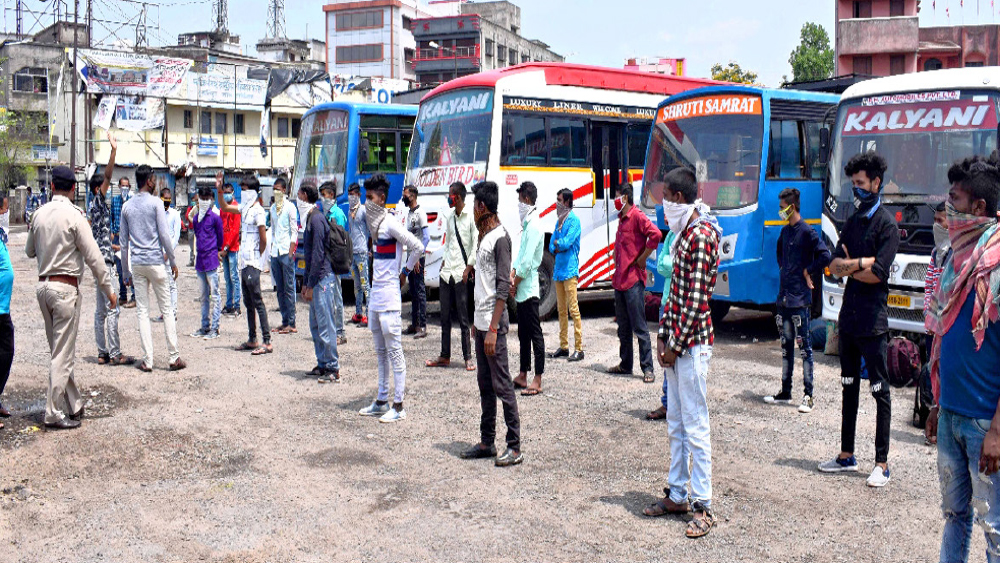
641;86;839;321
290;101;419;282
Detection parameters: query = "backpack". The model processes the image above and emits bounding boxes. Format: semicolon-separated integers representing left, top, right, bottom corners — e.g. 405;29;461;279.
912;362;935;429
312;208;352;275
887;336;921;388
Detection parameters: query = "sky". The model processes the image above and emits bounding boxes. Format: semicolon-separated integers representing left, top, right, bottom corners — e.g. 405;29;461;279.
40;0;1000;87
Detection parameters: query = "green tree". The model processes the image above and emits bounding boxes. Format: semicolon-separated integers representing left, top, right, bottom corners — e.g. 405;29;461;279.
711;62;758;84
788;22;835;83
0;109;43;190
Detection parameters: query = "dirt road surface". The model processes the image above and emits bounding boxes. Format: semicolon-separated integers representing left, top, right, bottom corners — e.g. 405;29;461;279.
0;230;958;562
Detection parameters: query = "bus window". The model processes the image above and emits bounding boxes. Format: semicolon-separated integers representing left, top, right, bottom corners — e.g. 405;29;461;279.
767;120;805;179
292;109;349;196
550;117;587;166
400;130;412;173
802;121;825;179
360;130;398;173
627;123;651;168
503;113;547;166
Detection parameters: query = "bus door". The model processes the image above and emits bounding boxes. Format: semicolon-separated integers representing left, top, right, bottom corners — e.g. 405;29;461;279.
590;121;628;253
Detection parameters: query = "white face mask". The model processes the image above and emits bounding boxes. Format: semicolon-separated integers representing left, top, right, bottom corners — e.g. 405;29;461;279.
662;199;696;234
121;185;131;197
366;199;386;234
198;199;211;220
297;200;314;221
0;209;9;231
241;190;258;209
274;191;285;204
933;222;949;248
518;201;534;223
349;194;360;209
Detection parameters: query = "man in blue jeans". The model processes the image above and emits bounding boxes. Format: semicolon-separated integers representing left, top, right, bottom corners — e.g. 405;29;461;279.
189;187;224;339
269;176;298;333
764;188;830;414
219;183;242;317
320;181;348;344
299;183;340;381
926;157;1000;563
347;183;370;326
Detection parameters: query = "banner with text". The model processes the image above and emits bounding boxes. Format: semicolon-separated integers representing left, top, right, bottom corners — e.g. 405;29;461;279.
78;50;191;97
180;73;268;110
657;94;762;123
114;96;166;131
841;99;998;136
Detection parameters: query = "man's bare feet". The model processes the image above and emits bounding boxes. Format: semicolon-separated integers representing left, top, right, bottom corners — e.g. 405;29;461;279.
513;373;528;389
522;376;542;396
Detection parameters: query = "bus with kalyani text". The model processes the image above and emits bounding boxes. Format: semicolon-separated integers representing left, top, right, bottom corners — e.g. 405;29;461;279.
405;62;721;317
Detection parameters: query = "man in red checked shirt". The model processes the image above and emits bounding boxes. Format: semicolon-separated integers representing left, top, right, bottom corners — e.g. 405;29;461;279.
642;167;721;540
607;183;661;383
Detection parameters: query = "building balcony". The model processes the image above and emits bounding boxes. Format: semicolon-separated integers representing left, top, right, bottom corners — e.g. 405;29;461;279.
837;16;919;56
413;45;480;62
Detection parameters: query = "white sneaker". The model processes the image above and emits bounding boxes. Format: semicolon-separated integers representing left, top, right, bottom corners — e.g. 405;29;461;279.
798;395;814;413
379;408;406;423
867;466;891;488
763;392;793;404
359;401;390;417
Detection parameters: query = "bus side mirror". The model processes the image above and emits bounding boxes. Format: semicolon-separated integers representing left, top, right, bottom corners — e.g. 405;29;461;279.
819;127;831;165
415;123;425;143
359;138;371;164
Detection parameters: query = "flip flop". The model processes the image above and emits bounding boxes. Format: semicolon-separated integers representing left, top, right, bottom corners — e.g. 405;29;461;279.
279;327;298;334
251;345;273;355
425;358;450;368
236;341;258;351
465;361;476;372
521;388;542;396
646;407;667;420
97;355;110;365
271;325;287;333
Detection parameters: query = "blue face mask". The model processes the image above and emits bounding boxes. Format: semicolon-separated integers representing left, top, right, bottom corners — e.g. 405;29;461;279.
223;193;234;203
853;186;879;206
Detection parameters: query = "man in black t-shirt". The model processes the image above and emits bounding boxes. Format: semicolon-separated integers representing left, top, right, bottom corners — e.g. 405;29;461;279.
818;151;900;488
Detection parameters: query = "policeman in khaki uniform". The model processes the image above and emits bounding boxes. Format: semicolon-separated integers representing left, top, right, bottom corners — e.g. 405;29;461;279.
26;166;118;430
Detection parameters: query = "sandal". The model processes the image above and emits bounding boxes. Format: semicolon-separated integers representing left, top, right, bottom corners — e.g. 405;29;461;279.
643;372;656;384
251;344;273;355
109;355;136;366
425;358;450;368
279;327;298;334
236;341;258;351
521;387;542;396
607;365;632;375
685;507;716;538
646;406;667;420
271;325;287;333
97;354;110;365
465;360;476;372
643;489;690;517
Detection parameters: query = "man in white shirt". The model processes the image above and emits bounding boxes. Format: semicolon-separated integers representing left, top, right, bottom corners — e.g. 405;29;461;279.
269;176;298;333
157;188;181;322
217;174;271;355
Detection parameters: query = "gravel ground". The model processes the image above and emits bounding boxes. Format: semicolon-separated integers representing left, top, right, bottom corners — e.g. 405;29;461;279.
0;229;963;562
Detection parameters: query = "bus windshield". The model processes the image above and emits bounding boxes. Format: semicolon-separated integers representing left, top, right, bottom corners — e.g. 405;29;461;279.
292;109;350;195
642;94;764;210
829;91;1000;206
406;88;493;192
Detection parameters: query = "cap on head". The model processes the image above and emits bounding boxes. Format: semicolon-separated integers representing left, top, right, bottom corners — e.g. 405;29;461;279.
51;166;75;191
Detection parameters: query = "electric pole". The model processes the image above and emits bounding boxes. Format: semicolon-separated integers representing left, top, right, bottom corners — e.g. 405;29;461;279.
70;0;79;173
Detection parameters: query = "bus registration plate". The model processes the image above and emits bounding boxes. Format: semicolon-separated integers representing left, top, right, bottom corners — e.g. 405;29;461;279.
887;294;911;308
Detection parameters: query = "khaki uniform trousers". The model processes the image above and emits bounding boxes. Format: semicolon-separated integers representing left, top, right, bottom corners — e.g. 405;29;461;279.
555;276;584;352
37;281;83;424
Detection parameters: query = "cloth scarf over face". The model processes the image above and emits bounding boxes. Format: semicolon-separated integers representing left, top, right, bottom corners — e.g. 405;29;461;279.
926;208;1000;399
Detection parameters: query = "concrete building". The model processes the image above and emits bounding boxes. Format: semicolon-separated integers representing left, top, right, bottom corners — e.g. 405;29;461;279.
256;37;327;69
322;0;457;82
411;1;563;87
624;57;686;76
835;0;1000;77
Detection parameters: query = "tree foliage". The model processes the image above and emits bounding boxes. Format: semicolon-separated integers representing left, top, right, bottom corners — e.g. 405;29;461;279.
0;109;44;189
788;22;835;83
711;62;758;85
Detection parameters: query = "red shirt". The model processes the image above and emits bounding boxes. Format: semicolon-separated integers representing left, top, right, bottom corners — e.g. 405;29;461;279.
221;210;241;252
612;205;661;291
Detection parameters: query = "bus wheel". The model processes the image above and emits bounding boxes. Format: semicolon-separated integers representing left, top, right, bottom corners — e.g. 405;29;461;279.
538;252;557;320
710;301;731;326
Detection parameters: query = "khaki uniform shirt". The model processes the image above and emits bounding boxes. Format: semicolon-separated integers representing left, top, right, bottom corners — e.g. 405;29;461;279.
26;194;113;296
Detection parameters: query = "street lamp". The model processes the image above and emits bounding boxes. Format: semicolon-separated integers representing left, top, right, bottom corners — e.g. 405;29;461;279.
428;41;459;82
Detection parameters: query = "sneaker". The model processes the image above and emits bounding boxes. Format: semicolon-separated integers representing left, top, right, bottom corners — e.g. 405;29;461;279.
867;466;891;488
221;306;233;315
351;313;363;324
495;448;523;467
379;408;406;423
763;391;793;404
817;455;860;473
151;315;164;323
798;395;814;413
189;329;209;338
338;335;347;345
359;401;390;417
360;316;368;327
203;330;220;340
317;370;341;384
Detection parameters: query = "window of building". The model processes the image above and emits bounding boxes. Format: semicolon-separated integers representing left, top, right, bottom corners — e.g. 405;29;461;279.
183;110;193;129
336;10;383;31
853;55;872;75
521;54;529;64
337;44;384;64
497;44;506;61
890;0;905;16
215;112;227;135
509;48;517;64
967;61;986;67
234;113;245;135
485;38;494;56
890;54;906;75
853;0;872;17
200;110;212;135
12;67;47;93
277;117;289;138
292;118;301;138
924;58;944;71
402;15;412;31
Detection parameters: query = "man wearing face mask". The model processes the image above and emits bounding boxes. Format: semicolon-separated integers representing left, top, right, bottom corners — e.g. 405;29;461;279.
607;183;661;383
217;173;271;355
511;181;545;396
402;185;429;339
925;157;1000;562
548;188;584;362
923;202;950;358
820;151;899;488
156;188;181;323
320;181;348;344
358;173;424;423
269;176;298;335
111;176;135;308
190;186;224;340
219;183;242;318
764;188;831;414
300;182;340;382
347;183;370;326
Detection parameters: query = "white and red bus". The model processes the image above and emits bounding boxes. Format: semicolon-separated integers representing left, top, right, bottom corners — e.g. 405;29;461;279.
405;62;721;316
